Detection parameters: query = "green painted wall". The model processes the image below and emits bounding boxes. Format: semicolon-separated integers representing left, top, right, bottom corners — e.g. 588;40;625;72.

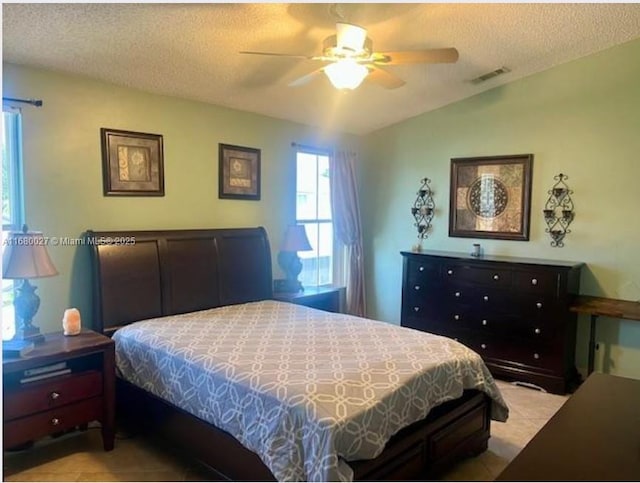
361;38;640;379
2;63;362;335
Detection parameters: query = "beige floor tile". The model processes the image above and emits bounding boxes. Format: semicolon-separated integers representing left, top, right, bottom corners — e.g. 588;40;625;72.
475;448;512;479
75;471;185;482
183;464;223;482
441;455;493;481
500;386;568;420
3;472;81;482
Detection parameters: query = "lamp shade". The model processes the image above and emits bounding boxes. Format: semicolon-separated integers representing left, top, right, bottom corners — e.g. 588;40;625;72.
280;225;312;252
2;230;58;279
325;60;369;90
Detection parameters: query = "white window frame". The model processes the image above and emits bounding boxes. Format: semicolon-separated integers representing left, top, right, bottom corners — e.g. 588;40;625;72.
294;146;342;287
2;108;25;340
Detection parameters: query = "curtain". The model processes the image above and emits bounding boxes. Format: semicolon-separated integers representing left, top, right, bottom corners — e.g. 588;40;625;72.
330;150;366;317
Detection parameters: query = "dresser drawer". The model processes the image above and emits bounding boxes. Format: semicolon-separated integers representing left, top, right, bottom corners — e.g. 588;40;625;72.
516;294;563;317
469;314;556;342
513;270;559;295
443;264;512;287
3;397;103;449
406;258;440;282
4;370;102;421
461;334;560;372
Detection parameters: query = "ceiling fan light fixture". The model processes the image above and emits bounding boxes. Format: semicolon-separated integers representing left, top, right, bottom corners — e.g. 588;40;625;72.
325;60;368;90
336;22;367;53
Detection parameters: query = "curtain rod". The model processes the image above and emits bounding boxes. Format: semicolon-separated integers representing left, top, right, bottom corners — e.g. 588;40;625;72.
2;97;43;107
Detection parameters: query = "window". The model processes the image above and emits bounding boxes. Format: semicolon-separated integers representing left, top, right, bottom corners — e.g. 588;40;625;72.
2;109;24;340
295;148;333;287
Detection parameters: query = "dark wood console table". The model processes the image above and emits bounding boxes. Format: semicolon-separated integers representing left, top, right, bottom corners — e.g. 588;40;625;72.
570;295;640;375
496;373;640;481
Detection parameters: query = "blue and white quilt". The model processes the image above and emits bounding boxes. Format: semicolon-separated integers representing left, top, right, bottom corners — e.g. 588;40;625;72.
113;300;508;481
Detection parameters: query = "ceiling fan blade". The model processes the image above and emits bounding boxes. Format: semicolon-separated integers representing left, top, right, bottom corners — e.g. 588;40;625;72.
375;48;459;65
288;67;326;87
367;66;406;89
240;51;316;60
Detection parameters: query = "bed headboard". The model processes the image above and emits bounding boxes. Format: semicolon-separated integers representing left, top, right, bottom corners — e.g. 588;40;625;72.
86;227;273;335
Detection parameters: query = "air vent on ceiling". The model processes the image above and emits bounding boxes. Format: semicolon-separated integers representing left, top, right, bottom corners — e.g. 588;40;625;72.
470;67;511;84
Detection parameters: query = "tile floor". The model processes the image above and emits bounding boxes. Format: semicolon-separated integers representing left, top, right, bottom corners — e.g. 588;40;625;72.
2;379;569;482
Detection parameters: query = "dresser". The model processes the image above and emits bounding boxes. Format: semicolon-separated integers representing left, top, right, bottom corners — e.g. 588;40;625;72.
401;250;583;394
3;330;115;451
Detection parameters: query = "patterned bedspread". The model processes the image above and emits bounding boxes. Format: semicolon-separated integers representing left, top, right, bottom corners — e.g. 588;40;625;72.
113;300;508;481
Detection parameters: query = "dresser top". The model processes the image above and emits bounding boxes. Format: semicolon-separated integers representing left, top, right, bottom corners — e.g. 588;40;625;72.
401;249;583;269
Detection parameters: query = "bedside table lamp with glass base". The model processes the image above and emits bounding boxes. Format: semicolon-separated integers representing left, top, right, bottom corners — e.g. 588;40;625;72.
276;225;312;293
2;226;58;344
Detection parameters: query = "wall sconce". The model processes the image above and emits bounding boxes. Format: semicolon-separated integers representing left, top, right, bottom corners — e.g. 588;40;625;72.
543;173;574;247
411;178;435;251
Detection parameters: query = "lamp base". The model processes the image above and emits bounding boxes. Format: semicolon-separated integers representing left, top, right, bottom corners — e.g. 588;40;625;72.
13;279;45;344
13;326;45;344
277;251;304;293
274;278;303;293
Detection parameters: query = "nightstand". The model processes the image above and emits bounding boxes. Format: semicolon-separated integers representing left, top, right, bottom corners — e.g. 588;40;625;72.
2;329;115;451
273;285;345;313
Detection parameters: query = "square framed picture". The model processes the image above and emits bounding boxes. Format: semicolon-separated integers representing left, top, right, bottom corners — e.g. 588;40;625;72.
218;143;261;200
101;128;164;196
449;154;533;241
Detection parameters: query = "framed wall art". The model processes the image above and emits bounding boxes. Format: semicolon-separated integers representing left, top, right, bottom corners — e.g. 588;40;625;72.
101;128;164;196
449;154;533;241
218;143;261;200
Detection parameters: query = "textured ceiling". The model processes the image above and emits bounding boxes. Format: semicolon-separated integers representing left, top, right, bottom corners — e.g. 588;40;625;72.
3;3;640;135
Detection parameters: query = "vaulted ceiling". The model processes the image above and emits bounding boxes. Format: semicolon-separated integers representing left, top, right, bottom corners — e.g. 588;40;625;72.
3;3;640;135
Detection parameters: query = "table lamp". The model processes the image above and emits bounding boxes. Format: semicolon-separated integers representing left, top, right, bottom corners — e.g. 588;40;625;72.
2;226;58;343
277;225;312;293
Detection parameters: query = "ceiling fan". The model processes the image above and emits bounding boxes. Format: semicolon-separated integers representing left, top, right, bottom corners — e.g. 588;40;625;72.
240;22;459;90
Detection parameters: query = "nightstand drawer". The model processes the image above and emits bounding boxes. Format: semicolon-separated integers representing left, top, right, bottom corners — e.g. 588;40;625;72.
3;396;103;449
4;370;102;421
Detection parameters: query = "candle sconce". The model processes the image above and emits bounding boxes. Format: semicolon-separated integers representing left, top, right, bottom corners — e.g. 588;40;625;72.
543;173;574;247
411;178;435;250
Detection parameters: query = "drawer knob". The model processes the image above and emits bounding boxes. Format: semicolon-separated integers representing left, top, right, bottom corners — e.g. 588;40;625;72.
50;391;60;400
531;278;538;285
536;302;543;309
447;269;454;276
481;343;487;349
455;291;461;297
534;353;540;360
51;418;61;426
414;285;421;291
483;295;489;302
413;307;420;312
482;319;488;326
493;274;500;281
454;314;460;321
419;266;425;272
535;328;541;334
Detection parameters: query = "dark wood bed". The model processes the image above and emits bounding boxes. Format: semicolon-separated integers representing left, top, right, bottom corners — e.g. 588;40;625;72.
87;226;492;481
